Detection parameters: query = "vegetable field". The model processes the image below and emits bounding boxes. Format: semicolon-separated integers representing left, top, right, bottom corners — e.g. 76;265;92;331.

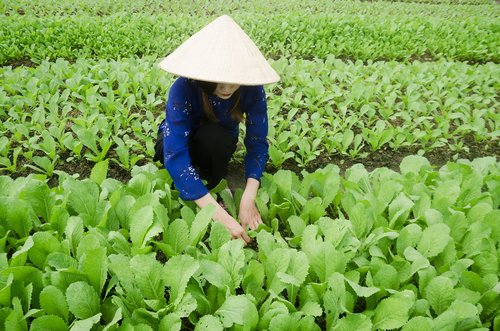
0;0;499;330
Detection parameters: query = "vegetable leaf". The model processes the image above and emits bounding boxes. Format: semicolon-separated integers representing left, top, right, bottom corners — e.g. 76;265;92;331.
130;254;165;301
396;224;422;257
64;179;107;227
129;205;154;248
218;240;246;291
373;291;414;330
29;232;61;269
345;277;380;297
163;255;199;306
30;315;67;331
425;276;455;315
215;295;258;329
195;314;223;331
417;223;451;258
70;313;102;331
3;198;35;238
79;247;108;295
129;205;162;249
40;285;69;321
159;313;182;331
65;281;101;320
5;297;27;331
302;226;346;283
300;301;322;317
401;316;433;331
20;180;55;222
400;155;431;175
190;204;216;246
163;219;189;256
388;192;414;229
332;313;372;331
201;260;231;289
90;160;109;185
324;273;346;329
209;221;231;250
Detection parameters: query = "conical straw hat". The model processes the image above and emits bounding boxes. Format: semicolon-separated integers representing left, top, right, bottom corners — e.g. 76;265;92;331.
158;15;280;85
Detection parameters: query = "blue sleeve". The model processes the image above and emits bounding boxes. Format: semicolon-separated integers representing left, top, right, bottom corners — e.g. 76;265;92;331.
244;86;269;181
163;78;208;201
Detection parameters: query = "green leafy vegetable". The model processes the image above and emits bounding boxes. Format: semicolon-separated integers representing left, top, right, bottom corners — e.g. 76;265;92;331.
40;285;69;321
65;281;101;320
163;255;200;306
425;276;456;315
215;295;258;329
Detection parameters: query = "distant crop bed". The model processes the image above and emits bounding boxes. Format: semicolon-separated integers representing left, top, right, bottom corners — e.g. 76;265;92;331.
1;57;498;176
1;4;499;65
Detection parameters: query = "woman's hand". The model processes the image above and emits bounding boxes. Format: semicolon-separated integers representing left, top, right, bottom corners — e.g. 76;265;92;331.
219;215;251;243
239;195;263;230
239;178;263;231
195;192;251;245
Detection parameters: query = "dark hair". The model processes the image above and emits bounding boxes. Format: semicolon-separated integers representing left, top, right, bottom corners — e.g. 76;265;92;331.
196;80;243;122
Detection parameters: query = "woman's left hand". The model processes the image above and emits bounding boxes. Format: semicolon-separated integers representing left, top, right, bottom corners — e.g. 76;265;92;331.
239;195;263;231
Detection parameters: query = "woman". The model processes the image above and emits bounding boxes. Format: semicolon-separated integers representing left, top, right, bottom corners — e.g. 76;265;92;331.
154;15;280;244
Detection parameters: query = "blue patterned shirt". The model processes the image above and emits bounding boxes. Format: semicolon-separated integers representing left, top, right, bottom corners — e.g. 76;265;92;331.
160;77;269;201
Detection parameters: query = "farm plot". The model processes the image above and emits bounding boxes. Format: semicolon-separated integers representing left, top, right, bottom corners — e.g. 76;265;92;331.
0;0;499;330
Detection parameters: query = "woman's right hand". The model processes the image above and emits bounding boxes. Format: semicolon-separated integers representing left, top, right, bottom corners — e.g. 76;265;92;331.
218;216;251;244
195;193;251;245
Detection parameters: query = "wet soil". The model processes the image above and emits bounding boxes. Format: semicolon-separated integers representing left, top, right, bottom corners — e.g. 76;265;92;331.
3;138;498;188
226;137;498;190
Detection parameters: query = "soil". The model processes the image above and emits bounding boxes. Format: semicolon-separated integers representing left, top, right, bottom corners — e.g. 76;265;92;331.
2;58;37;68
228;137;499;189
4;137;498;189
8;152;139;186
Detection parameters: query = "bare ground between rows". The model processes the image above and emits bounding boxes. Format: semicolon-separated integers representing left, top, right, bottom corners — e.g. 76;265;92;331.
5;139;498;189
228;139;499;190
2;51;499;69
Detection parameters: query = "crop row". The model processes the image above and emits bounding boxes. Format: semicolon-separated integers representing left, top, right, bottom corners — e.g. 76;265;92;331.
267;57;499;167
0;156;498;329
1;12;499;65
0;58;169;175
1;0;497;17
1;57;498;175
386;0;493;3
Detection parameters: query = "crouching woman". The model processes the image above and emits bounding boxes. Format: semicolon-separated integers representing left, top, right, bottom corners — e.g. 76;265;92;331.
154;15;280;244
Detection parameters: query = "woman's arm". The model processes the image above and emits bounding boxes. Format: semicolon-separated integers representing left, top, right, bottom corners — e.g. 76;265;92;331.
243;86;269;182
239;86;269;230
163;78;208;201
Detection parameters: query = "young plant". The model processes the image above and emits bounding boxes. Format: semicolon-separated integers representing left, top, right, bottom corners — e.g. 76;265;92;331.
111;136;145;171
74;127;113;163
32;130;58;161
24;155;59;177
361;120;395;151
0;147;22;173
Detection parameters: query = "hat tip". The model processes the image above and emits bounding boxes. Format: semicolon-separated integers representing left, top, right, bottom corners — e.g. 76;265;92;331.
217;14;234;21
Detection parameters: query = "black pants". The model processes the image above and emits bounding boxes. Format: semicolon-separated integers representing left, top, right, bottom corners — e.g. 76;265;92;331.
154;121;237;190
